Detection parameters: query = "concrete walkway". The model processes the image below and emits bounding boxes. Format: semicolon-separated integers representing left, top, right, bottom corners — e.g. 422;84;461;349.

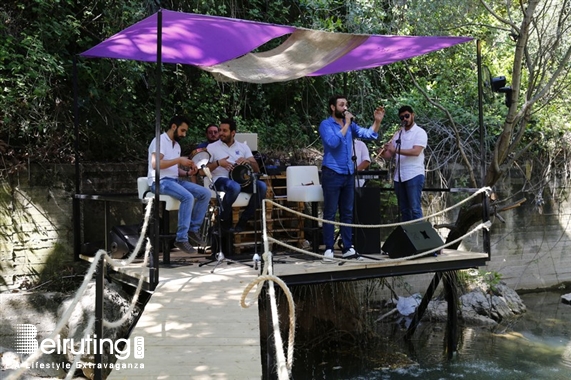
108;263;262;380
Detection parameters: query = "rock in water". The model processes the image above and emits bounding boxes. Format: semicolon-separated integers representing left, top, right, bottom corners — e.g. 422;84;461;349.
560;293;571;304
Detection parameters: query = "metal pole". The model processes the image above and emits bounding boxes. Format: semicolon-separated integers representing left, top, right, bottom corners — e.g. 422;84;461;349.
73;56;81;261
150;9;163;290
94;254;105;380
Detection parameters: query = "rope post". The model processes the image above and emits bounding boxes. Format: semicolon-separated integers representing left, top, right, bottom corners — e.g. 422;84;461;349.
94;254;105;380
262;285;277;379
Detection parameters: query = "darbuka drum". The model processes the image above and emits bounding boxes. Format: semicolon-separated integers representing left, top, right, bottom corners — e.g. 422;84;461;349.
189;148;211;168
229;163;253;187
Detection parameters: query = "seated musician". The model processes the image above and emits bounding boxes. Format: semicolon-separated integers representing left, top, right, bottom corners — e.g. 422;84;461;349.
195;123;220;149
189;124;219;184
203;118;267;233
147;115;211;253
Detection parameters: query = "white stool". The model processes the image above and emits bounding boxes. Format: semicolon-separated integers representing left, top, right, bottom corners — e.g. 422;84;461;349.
137;177;180;264
286;166;324;252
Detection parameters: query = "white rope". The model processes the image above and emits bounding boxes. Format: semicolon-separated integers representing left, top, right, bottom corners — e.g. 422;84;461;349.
64;315;96;380
265;186;492;229
265;220;491;264
7;198;156;380
103;199;154;328
239;199;295;380
240;272;296;377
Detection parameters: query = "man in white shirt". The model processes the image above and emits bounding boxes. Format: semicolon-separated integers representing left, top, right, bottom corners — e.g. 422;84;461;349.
204;118;266;232
380;105;427;221
147;115;212;253
353;139;371;187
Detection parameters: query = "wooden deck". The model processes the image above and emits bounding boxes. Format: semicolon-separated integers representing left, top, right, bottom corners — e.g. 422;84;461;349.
101;248;488;379
106;262;261;380
108;247;489;286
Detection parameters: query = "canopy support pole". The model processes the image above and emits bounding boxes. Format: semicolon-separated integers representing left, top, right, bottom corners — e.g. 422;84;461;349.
150;8;163;290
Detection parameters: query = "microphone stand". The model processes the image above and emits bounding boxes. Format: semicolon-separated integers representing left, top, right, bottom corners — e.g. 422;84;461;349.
395;125;404;222
199;168;253;272
348;133;359;252
251;171;262;270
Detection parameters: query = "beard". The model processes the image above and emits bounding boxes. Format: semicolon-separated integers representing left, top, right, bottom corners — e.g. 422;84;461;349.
173;127;183;142
334;110;345;119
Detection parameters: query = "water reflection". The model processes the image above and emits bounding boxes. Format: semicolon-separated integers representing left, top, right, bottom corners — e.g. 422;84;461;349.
288;289;571;379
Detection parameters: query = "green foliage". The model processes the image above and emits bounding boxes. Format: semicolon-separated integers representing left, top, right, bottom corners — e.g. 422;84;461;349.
0;0;569;195
479;269;503;293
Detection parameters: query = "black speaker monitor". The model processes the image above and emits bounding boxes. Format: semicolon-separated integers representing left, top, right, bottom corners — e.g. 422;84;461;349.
109;224;141;259
381;221;443;259
354;187;381;254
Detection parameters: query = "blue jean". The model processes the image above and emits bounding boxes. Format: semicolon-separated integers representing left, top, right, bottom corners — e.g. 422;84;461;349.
394;174;425;222
214;177;267;224
321;166;354;251
151;177;211;242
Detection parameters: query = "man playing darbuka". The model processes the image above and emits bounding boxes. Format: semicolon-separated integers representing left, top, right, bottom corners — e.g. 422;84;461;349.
147;115;211;254
205;118;267;233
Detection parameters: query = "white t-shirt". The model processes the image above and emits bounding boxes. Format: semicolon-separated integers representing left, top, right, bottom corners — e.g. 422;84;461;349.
147;132;179;186
354;139;370;187
207;139;254;182
389;124;427;182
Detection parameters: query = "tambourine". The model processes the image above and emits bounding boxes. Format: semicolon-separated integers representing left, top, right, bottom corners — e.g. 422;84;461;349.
229;163;253;187
189;148;211;168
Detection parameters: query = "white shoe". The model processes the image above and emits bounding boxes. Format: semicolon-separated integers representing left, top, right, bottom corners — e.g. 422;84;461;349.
323;249;335;263
342;247;364;261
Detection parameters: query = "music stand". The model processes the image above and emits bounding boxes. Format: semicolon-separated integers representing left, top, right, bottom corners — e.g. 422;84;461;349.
199;175;253;273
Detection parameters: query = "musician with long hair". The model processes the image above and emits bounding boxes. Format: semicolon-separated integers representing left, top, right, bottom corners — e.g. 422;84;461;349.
204;118;266;232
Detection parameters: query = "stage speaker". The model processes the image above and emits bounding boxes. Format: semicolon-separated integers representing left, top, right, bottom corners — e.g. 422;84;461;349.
354;187;381;254
109;224;141;259
382;221;443;259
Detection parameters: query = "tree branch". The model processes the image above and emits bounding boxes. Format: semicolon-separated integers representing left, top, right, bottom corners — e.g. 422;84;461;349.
405;65;478;188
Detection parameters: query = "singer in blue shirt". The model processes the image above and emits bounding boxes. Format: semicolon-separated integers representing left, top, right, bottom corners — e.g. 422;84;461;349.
318;95;385;261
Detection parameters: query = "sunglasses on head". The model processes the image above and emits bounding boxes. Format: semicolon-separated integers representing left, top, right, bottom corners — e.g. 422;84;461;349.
399;114;411;120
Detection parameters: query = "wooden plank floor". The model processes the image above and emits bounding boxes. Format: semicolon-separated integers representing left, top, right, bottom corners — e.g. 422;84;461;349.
107;260;262;380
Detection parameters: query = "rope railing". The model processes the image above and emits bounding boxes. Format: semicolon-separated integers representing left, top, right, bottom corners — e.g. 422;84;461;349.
265;186;492;229
7;199;155;380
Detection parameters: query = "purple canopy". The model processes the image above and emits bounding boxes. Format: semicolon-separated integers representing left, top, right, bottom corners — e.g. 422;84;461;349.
81;10;472;80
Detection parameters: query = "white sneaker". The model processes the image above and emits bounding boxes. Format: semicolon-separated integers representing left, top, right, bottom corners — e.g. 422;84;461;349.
342;247;364;261
323;249;335;263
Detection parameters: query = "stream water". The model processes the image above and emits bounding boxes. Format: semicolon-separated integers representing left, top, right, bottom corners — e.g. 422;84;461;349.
290;289;571;379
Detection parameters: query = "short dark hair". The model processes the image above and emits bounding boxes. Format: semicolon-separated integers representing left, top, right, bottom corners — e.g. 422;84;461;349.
167;115;191;130
219;118;237;132
205;124;219;133
398;105;414;115
328;94;347;112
